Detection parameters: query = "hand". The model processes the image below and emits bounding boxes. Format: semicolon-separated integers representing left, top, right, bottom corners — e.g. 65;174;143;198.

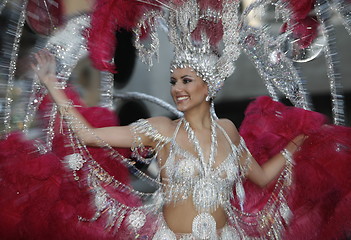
286;134;307;154
31;50;57;87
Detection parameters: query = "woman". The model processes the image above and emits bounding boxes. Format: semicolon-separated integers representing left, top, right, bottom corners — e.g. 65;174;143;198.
1;0;351;239
32;50;304;239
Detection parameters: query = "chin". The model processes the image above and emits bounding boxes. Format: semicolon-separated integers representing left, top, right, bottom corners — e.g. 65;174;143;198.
176;106;187;112
175;102;192;112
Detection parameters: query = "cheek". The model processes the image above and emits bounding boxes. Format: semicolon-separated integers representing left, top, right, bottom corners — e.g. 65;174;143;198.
170;86;176;97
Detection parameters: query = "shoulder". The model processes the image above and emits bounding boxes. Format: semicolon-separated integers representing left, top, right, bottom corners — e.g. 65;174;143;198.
217;118;240;144
147;116;173;126
147;116;179;137
130;117;174;147
132;116;178;139
217;118;238;133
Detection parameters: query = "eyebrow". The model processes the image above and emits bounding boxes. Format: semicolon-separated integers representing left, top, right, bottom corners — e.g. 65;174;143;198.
180;75;193;79
170;75;194;79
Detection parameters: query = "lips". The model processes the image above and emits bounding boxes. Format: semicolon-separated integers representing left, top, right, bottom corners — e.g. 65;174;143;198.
176;95;189;102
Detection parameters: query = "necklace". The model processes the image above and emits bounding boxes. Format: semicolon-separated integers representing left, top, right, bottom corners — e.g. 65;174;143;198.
182;116;217;176
181;116;221;239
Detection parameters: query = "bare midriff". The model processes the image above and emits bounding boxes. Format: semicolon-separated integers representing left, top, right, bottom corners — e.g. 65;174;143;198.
162;195;227;234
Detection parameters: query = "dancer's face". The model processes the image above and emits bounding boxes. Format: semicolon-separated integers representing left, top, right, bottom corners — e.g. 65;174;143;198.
170;68;208;112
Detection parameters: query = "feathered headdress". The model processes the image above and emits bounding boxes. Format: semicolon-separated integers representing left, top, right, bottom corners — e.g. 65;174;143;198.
89;0;241;99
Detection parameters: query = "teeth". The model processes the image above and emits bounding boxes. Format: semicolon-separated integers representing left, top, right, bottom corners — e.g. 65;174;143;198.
177;96;189;101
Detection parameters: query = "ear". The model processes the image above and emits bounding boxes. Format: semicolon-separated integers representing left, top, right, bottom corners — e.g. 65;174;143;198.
204;82;209;97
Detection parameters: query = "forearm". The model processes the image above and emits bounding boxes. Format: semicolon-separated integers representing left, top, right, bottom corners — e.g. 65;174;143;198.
259;151;290;186
44;75;97;145
247;136;302;187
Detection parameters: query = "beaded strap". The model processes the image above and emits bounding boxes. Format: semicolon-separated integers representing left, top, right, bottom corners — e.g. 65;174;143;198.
130;119;171;158
237;138;253;178
131;119;170;144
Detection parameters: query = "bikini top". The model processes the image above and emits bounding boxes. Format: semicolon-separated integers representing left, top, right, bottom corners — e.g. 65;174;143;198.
131;119;252;211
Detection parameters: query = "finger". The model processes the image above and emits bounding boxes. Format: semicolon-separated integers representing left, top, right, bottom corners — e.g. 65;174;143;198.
48;53;55;63
38;50;47;63
30;63;38;73
42;49;50;62
34;52;43;66
44;49;53;62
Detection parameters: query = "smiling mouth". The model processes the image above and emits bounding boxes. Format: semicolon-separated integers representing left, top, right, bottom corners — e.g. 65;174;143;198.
176;96;189;102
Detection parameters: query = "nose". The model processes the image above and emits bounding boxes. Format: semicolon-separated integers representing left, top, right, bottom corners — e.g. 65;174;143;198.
172;82;183;92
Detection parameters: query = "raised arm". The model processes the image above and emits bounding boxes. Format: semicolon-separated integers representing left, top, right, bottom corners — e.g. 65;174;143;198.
219;119;305;188
32;50;133;148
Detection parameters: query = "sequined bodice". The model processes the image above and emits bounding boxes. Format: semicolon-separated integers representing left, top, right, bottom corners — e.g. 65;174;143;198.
161;120;241;211
165;142;238;182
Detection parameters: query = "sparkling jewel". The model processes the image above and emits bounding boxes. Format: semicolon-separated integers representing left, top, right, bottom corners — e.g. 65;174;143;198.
127;210;147;231
192;213;216;240
64;153;85;171
94;191;108;211
193;178;219;212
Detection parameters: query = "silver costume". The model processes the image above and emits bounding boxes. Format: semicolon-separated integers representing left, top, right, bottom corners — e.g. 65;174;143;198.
64;117;293;239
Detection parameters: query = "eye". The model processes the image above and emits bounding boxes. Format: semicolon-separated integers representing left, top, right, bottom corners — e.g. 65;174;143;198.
183;78;192;84
170;79;176;85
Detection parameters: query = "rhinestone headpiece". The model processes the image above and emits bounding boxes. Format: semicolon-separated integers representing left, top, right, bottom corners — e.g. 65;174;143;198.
133;0;241;99
170;45;223;99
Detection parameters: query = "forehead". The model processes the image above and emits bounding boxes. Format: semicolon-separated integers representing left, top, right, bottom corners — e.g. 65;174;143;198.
171;67;198;78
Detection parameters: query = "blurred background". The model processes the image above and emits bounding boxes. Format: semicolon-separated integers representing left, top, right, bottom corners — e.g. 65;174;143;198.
0;0;350;131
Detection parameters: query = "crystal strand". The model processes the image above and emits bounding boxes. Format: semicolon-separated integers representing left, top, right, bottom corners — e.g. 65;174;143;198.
106;204;119;230
315;0;345;125
0;0;8;14
115;208;127;231
99;69;114;110
44;104;58;151
208;116;217;170
133;10;161;68
274;0;292;24
182;118;206;175
216;124;246;209
82;171;157;231
219;0;240;80
332;0;351;37
2;0;28;135
87;156;156;198
22;76;46;133
73;119;164;188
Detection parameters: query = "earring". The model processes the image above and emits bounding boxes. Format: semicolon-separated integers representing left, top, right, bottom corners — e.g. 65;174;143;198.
205;96;211;102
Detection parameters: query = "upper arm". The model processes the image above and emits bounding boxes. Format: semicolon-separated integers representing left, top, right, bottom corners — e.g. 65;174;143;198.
89;125;134;148
87;116;171;148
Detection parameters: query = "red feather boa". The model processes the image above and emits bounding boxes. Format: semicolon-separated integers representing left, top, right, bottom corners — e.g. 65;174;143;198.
0;87;135;239
240;96;351;239
87;0;147;72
